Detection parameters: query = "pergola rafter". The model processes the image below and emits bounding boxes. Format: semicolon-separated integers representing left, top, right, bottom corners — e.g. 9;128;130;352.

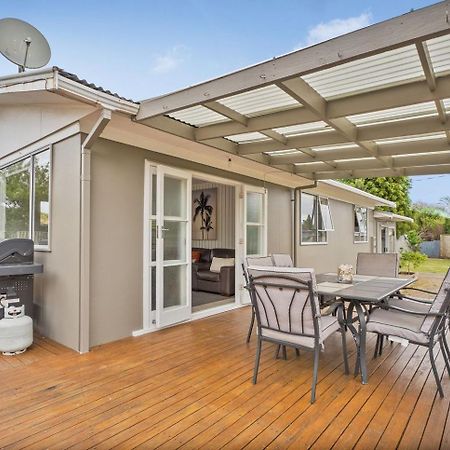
136;2;450;181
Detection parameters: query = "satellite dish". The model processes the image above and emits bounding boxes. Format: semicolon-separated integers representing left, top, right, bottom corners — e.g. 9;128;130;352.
0;18;51;72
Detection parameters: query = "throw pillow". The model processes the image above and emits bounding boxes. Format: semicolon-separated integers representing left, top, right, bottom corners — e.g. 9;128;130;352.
210;257;235;273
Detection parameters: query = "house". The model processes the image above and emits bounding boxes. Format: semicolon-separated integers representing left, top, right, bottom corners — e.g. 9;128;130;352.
1;2;449;353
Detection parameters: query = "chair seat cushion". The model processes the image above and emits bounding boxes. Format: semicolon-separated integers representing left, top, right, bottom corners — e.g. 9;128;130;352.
261;315;340;349
388;297;431;313
367;308;428;344
196;271;220;282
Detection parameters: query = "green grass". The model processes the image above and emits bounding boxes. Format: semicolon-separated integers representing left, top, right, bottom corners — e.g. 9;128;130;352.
401;257;450;274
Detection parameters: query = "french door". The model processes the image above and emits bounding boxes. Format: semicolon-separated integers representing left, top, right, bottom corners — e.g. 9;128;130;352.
145;163;192;328
241;186;268;304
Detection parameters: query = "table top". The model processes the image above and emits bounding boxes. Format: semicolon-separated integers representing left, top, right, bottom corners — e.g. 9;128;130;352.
316;273;415;303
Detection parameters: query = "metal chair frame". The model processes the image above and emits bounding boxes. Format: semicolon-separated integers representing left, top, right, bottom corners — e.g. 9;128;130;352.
249;273;349;403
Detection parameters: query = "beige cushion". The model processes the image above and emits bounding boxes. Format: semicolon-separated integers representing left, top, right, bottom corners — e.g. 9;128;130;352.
261;315;340;349
210;257;235;273
272;254;294;268
246;256;274;267
356;253;399;277
367;308;428;344
388;297;431;313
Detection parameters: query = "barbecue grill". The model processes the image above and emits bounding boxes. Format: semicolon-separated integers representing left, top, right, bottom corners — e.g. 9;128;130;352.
0;239;43;318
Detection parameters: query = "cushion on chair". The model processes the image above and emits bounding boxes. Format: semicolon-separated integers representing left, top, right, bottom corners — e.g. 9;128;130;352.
388;297;432;313
367;308;428;344
261;315;340;349
356;253;399;277
210;257;235;273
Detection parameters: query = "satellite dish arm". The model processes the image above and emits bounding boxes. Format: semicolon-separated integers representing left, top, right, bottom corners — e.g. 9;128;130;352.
19;38;31;73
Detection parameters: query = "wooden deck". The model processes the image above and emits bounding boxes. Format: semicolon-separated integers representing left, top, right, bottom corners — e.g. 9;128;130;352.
1;307;450;449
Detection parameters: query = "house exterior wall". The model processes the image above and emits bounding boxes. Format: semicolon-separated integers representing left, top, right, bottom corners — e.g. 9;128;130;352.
296;197;374;273
267;186;293;255
34;134;82;351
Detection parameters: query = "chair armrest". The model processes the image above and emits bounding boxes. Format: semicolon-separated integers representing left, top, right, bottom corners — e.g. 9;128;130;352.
382;304;445;317
400;287;438;295
395;294;433;304
219;265;235;296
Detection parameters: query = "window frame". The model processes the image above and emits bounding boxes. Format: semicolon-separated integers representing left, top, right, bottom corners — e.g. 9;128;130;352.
0;146;52;252
353;205;369;244
300;192;330;246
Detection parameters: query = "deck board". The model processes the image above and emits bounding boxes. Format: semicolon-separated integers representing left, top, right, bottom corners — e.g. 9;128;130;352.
1;307;450;449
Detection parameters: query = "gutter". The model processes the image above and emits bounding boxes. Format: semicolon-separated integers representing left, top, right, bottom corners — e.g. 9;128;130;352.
79;109;112;354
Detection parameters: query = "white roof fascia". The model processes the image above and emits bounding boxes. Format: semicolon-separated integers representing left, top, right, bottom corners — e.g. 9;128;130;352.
374;211;414;222
0;68;139;115
321;179;396;208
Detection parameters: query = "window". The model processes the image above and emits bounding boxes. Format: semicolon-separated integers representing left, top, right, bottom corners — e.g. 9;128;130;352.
0;149;51;249
301;193;333;244
354;206;368;243
246;190;266;256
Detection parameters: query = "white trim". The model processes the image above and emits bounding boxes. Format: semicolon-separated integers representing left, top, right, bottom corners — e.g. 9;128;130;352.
353;206;369;244
300;192;329;245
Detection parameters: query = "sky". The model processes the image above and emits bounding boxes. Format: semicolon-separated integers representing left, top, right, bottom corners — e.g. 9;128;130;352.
1;0;449;203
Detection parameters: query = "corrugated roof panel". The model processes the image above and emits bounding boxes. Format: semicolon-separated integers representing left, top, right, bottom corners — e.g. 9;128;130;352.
226;131;271;143
265;149;301;156
274;121;330;137
347;102;437;125
442;98;450;111
375;131;446;145
303;45;424;99
167;105;230;127
311;143;360;152
426;34;450;76
218;85;300;117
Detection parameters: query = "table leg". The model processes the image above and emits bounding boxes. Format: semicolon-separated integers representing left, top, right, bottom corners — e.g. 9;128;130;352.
345;301;368;385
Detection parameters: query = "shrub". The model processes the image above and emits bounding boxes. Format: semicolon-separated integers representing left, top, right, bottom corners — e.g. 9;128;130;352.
444;218;450;235
400;251;428;274
405;230;422;252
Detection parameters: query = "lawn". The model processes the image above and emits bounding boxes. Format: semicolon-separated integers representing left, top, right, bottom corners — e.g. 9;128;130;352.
414;257;450;274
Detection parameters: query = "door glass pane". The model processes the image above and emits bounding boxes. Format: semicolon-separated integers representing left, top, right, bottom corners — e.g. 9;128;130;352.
163;220;186;261
0;159;31;241
247;225;261;255
151;266;156;311
164;175;185;217
246;192;262;223
151;220;157;261
163;265;187;308
33;150;50;246
151;171;157;216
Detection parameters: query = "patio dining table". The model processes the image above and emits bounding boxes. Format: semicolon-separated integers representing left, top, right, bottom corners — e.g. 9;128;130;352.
316;273;416;385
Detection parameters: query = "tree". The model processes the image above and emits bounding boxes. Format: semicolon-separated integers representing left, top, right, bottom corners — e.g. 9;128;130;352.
342;177;413;234
440;196;450;215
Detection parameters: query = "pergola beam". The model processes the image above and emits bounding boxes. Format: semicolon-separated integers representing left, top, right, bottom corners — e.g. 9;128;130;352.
137;2;450;120
304;163;450;180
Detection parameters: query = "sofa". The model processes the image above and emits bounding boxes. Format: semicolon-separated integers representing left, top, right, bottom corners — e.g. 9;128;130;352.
192;248;235;297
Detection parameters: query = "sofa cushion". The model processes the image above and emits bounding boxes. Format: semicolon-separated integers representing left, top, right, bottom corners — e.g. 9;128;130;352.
210;257;235;273
197;270;220;282
192;247;212;263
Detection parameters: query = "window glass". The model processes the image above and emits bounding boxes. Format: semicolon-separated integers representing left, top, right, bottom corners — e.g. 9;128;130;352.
354;206;368;242
246;192;263;223
0;149;51;248
0;159;31;240
301;193;329;243
33;150;50;246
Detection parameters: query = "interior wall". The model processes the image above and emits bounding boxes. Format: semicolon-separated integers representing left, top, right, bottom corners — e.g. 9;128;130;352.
34;134;81;351
192;181;235;250
296;197;374;273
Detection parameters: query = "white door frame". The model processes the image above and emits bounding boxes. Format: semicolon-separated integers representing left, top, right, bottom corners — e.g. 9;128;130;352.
139;161;268;334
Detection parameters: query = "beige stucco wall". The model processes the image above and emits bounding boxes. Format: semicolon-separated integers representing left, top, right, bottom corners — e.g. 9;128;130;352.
296;197;374;273
267;186;293;255
34;134;81;351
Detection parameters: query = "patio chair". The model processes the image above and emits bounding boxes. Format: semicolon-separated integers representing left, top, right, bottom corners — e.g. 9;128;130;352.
366;269;450;397
247;266;349;403
272;253;294;268
356;252;399;355
356;252;399;277
243;256;275;343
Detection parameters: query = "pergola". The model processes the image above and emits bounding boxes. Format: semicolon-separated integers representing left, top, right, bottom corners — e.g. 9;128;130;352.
137;2;450;181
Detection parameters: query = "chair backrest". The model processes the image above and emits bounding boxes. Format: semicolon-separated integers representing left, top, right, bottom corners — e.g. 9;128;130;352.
247;266;322;341
272;253;294;268
246;256;274;267
356;252;399;277
420;268;450;334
